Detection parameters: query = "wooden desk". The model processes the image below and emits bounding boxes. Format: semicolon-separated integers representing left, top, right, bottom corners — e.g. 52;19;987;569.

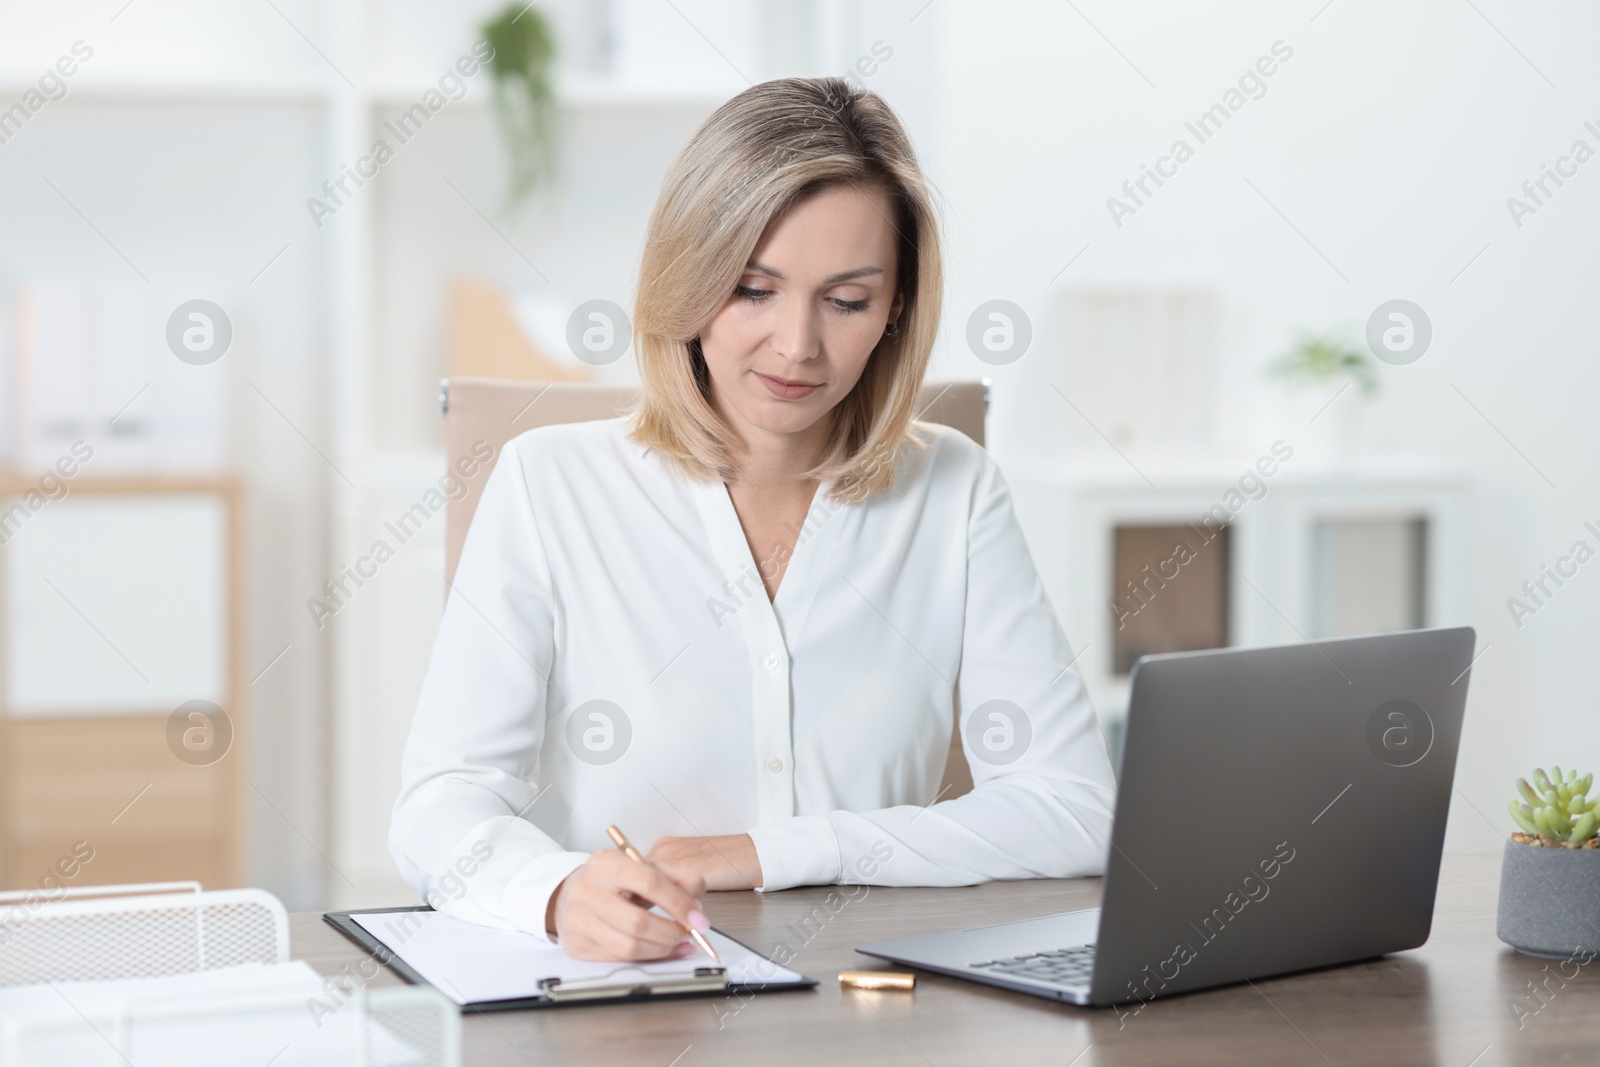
291;852;1592;1066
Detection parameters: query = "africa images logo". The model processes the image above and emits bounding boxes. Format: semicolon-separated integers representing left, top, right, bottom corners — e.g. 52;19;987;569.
1366;699;1434;768
1116;841;1297;1027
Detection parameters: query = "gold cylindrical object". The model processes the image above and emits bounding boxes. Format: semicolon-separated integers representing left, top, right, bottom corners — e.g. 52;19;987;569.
838;970;916;991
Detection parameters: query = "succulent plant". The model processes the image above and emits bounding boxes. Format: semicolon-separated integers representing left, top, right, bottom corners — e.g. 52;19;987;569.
1508;767;1598;847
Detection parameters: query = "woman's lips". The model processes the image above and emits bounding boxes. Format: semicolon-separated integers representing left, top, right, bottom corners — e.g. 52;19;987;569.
755;371;823;399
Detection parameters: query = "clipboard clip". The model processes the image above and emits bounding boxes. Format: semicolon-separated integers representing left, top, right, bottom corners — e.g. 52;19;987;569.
540;966;728;1003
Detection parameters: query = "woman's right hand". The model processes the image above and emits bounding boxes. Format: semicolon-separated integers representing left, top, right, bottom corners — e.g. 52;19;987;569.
544;849;710;961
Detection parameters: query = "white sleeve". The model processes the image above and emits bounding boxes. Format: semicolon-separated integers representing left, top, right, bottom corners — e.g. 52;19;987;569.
747;450;1118;890
387;443;588;942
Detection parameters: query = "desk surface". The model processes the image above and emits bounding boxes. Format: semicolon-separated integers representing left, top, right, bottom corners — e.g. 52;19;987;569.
293;852;1590;1067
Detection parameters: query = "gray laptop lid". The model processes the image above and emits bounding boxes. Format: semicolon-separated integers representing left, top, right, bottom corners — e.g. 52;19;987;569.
1089;626;1475;1006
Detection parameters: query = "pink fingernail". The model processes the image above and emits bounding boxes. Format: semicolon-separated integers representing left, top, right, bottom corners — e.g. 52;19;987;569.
688;909;710;931
675;942;695;957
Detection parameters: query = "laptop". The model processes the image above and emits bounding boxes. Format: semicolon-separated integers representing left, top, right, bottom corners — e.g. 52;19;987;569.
855;626;1476;1008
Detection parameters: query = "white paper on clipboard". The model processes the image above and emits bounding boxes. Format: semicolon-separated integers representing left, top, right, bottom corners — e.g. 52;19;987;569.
350;910;806;1006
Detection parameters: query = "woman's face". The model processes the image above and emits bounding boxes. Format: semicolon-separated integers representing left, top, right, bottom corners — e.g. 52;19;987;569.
699;181;906;451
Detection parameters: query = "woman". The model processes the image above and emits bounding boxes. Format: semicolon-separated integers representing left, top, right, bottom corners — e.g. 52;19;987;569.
389;76;1116;963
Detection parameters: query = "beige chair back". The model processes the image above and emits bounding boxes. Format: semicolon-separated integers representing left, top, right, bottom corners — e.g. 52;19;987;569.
440;376;989;799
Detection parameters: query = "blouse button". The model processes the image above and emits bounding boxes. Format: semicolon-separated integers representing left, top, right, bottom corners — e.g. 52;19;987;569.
763;651;780;670
767;756;784;773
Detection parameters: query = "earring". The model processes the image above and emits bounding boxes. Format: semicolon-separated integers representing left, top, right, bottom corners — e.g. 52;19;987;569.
884;320;899;337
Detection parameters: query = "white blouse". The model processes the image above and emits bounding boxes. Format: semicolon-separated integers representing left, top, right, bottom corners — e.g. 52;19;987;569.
389;415;1116;942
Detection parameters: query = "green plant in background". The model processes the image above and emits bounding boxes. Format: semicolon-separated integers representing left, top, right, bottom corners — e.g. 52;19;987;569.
481;1;559;207
1509;767;1599;847
1265;331;1380;397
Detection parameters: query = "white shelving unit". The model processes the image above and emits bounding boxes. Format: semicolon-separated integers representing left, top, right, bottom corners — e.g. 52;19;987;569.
1012;456;1474;768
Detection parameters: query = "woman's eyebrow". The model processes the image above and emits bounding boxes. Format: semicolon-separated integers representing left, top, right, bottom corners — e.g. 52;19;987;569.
746;260;884;284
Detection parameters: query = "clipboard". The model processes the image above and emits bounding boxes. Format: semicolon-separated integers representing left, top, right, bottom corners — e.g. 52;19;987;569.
324;906;817;1011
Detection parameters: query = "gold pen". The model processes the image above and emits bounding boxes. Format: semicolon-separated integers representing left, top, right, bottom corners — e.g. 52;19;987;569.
839;970;916;991
605;824;720;963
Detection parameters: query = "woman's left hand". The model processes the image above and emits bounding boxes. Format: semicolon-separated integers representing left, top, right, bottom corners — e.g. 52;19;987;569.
648;834;763;891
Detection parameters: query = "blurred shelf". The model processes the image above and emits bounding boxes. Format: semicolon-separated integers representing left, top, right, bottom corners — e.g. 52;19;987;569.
368;74;740;109
0;72;331;104
0;73;741;110
0;471;237;492
0;483;244;890
1010;454;1473;491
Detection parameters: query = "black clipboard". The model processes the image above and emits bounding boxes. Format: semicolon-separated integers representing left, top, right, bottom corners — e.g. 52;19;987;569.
324;906;817;1012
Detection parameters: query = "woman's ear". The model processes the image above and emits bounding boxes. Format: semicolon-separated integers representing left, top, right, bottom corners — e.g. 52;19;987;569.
888;289;906;328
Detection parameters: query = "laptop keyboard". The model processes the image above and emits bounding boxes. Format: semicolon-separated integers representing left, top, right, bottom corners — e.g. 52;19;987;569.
970;945;1096;987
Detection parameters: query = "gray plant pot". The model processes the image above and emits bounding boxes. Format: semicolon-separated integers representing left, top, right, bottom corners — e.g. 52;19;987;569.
1496;838;1600;959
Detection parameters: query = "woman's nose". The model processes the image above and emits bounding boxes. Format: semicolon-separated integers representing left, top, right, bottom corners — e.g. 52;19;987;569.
770;300;820;363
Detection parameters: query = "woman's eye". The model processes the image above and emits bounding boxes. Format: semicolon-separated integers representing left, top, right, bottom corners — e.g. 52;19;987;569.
735;285;867;313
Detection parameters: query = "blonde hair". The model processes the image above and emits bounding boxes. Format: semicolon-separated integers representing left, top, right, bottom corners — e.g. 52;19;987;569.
623;76;943;504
